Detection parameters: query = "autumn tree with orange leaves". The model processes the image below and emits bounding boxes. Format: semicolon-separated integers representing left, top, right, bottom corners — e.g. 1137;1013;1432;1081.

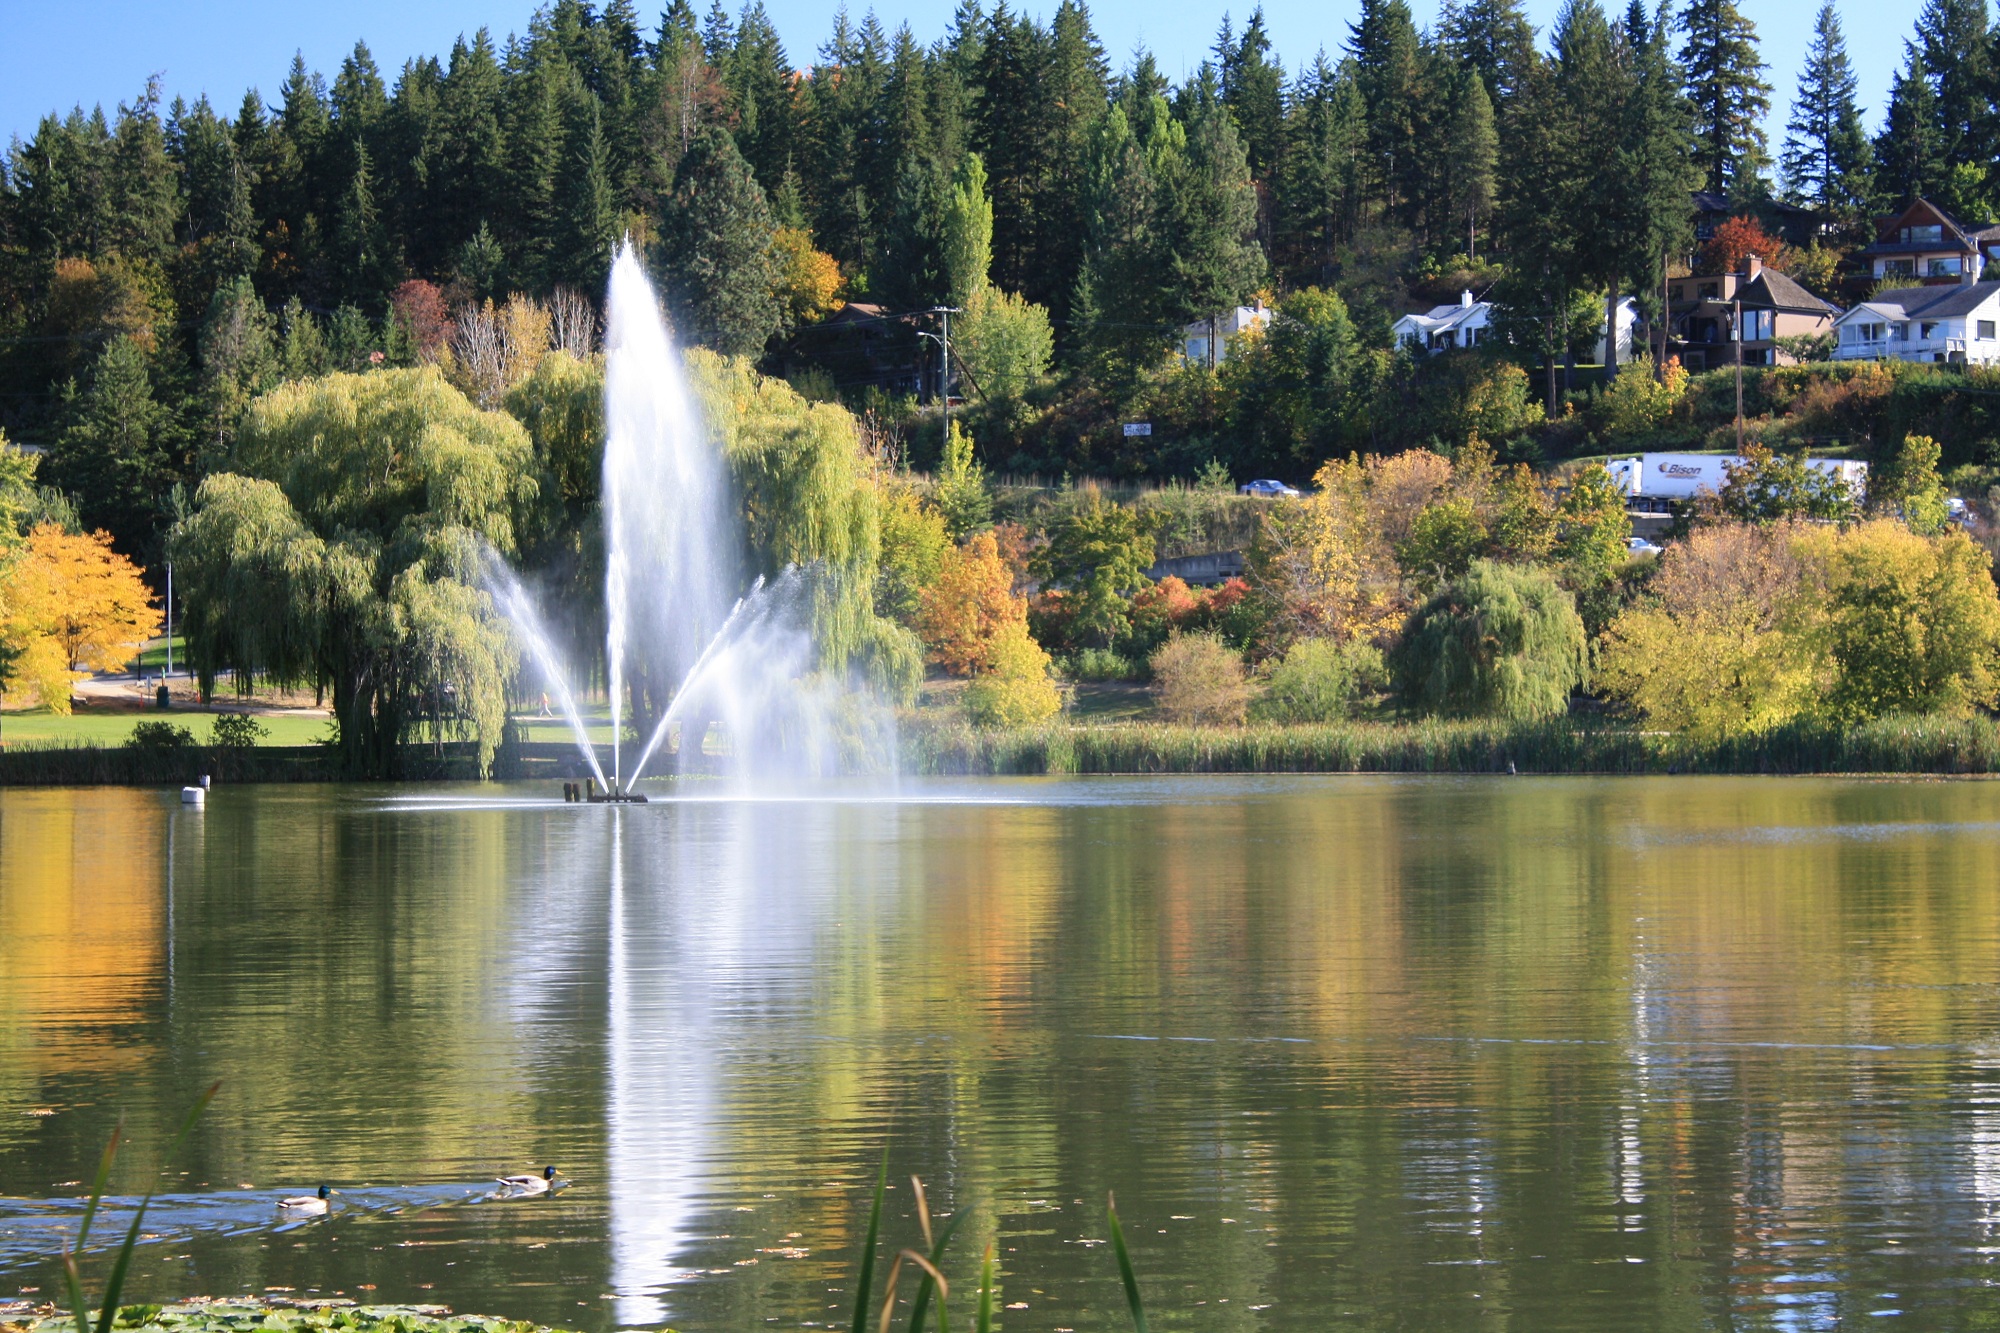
1701;215;1790;276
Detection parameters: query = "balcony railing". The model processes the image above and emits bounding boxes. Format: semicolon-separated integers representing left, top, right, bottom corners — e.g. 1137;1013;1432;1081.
1835;336;1971;361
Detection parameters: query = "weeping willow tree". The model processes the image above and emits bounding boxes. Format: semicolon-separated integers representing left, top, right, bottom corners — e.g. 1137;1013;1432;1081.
1390;560;1586;720
172;368;537;776
683;349;921;703
505;350;607;687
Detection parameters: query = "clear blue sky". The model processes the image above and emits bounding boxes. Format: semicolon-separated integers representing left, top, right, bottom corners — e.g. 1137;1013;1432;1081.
0;0;1914;155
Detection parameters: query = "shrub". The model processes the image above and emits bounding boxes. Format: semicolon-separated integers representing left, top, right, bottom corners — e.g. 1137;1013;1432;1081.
1064;647;1143;681
1151;631;1252;724
211;712;269;749
1596;519;1823;739
964;620;1062;726
1594;354;1688;438
1391;560;1586;720
1251;637;1386;722
129;720;197;750
1810;521;2000;723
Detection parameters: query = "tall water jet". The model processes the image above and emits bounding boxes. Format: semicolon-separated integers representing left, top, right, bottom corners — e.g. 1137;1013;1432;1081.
601;241;735;785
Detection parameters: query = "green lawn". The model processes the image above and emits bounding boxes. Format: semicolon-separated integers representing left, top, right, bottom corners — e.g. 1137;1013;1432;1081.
0;708;331;747
133;635;188;670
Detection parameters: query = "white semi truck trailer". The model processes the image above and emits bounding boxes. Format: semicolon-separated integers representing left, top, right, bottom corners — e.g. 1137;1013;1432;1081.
1606;453;1868;502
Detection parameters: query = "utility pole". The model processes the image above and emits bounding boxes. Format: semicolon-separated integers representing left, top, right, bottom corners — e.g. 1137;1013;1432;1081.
1733;294;1745;452
922;307;961;453
165;561;174;678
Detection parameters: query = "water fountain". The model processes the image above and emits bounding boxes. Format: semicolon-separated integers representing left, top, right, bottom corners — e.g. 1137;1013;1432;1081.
494;240;886;794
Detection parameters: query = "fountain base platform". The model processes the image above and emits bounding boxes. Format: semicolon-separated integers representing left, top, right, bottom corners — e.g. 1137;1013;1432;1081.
563;781;650;804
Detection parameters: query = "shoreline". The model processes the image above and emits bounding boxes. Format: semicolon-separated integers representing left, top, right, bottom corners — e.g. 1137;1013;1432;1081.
6;716;2000;785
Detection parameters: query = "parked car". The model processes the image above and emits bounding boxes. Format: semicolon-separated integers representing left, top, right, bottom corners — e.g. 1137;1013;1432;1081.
1627;536;1663;557
1239;479;1301;498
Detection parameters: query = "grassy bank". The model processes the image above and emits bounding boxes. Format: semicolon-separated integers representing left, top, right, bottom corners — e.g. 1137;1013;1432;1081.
902;715;2000;776
0;708;331;747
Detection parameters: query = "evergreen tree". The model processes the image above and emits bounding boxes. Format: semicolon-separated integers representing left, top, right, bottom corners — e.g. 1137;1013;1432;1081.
1779;2;1873;214
1348;0;1423;215
975;4;1055;299
1073;94;1182;375
1612;1;1697;368
871;153;947;310
1167;92;1265;323
1877;50;1947;206
331;41;390;138
1219;8;1285;178
1439;0;1540;106
655;124;782;355
1274;52;1365;284
1914;0;1992;171
557;93;619;291
167;95;257;283
50;336;174;558
506;61;569;292
108;79;181;263
1440;64;1498;257
437;32;510;270
1678;0;1771;195
332;138;392;303
196;274;278;462
727;3;795;188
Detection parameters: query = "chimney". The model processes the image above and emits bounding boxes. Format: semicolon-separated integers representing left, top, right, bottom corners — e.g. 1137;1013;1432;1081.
1461;289;1473;308
1745;253;1762;280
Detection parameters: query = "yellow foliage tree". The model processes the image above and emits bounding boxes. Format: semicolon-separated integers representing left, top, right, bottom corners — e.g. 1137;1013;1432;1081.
770;226;843;327
1596;520;1827;738
0;524;160;712
964;619;1061;725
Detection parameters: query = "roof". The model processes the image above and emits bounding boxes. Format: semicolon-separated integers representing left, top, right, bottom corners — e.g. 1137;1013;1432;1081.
1834;281;2000;322
1865;198;2000;253
1394;301;1490;333
1741;270;1840;315
1692;191;1819;218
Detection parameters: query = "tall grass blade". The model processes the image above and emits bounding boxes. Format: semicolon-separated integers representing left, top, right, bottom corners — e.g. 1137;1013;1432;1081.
62;1125;123;1333
94;1082;217;1333
875;1254;905;1333
898;1249;949;1333
974;1244;995;1333
849;1149;889;1333
1106;1193;1149;1333
903;1204;966;1333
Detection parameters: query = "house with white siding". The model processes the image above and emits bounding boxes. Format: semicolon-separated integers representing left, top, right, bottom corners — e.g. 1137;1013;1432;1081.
1831;281;2000;365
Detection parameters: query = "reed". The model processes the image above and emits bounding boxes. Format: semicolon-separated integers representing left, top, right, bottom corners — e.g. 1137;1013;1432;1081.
62;1085;217;1333
901;714;2000;777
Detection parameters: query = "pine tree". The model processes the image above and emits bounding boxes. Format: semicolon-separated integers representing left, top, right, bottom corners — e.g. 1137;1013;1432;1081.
1914;0;1992;170
1779;2;1873;213
1274;52;1365;284
1612;1;1697;368
557;93;619;291
1440;64;1497;257
1347;0;1423;215
1167;93;1265;324
1877;50;1946;206
437;32;510;271
1678;0;1771;195
196;274;278;462
51;336;173;558
167;95;258;287
1219;7;1285;178
333;138;391;303
109;79;181;263
655;124;782;355
1440;0;1540;106
505;62;569;292
727;2;795;188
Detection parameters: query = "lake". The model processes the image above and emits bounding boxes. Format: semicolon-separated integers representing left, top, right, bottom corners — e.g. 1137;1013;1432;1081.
3;776;1999;1330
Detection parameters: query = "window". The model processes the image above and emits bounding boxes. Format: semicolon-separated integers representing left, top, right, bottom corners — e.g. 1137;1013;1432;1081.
1981;321;1996;340
1671;284;1685;301
1928;257;1960;277
1920;322;1940;340
1742;310;1773;341
1903;224;1945;243
1698;282;1720;299
1882;259;1915;276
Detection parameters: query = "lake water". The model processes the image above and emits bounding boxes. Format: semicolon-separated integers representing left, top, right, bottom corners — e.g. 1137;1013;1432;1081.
3;776;1999;1331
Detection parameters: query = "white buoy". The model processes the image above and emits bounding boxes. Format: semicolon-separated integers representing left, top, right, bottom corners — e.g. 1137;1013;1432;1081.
180;786;206;806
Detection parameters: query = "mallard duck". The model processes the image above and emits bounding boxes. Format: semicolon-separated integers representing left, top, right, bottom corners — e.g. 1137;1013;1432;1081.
278;1185;331;1216
494;1166;559;1195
